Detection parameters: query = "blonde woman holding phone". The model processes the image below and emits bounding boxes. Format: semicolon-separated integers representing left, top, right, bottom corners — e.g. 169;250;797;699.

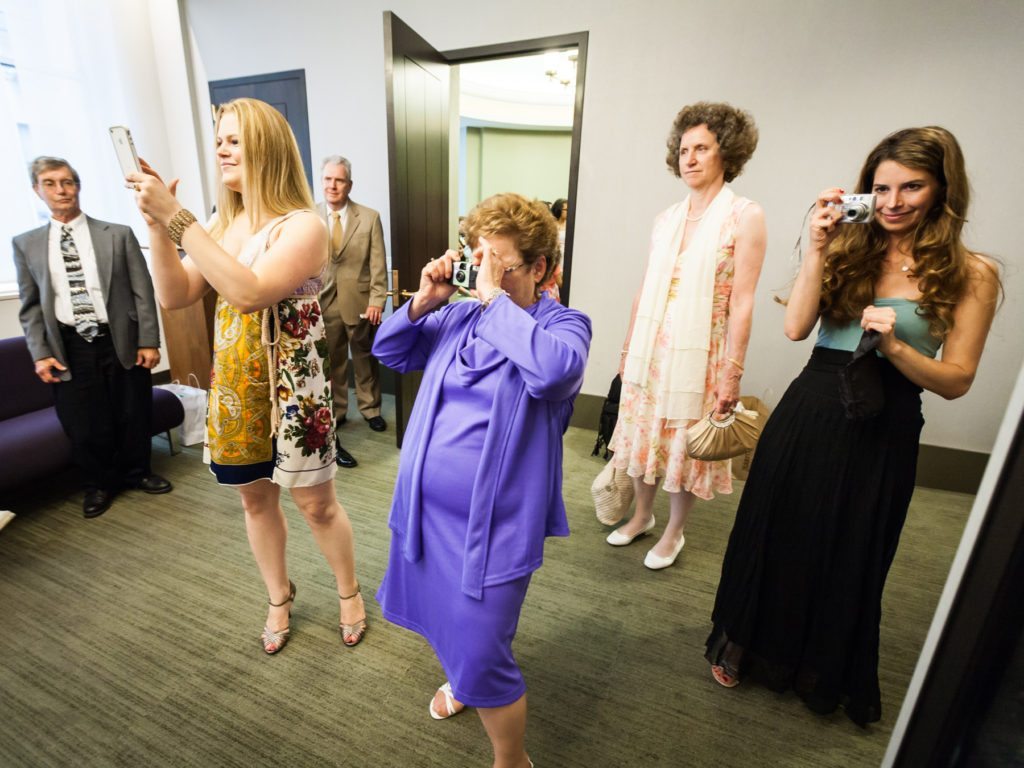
128;98;367;655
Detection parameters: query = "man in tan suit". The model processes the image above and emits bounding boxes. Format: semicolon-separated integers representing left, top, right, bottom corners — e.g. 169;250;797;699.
318;156;389;466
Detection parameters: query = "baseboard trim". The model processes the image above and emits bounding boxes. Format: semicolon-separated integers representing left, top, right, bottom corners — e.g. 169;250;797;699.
569;392;987;494
914;444;988;495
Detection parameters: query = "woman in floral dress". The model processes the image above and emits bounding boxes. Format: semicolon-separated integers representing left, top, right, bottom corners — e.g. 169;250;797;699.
130;98;366;654
605;102;767;569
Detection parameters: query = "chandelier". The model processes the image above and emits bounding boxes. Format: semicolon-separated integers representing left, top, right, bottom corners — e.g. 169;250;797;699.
544;50;578;88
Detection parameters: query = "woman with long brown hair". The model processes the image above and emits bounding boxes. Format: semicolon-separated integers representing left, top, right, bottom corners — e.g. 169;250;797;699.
705;126;1000;725
128;98;366;655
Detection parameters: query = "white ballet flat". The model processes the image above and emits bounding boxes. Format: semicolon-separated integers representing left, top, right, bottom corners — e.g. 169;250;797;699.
605;515;656;546
643;533;685;570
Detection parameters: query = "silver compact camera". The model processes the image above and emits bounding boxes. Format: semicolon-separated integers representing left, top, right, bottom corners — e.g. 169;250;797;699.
830;193;876;224
448;260;479;289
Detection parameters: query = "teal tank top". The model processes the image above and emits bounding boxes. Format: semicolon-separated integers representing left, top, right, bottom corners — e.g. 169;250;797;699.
816;298;942;359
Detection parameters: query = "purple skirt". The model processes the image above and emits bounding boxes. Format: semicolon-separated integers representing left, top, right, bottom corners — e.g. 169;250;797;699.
378;528;531;708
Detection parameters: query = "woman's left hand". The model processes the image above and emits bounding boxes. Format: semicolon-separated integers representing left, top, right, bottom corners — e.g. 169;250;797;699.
713;365;741;417
126;158;181;229
861;304;898;353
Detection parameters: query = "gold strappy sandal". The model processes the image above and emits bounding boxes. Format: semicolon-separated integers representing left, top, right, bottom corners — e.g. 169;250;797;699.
339;582;367;647
260;580;296;655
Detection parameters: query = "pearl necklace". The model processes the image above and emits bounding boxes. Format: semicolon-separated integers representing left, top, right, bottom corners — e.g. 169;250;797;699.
686;209;706;222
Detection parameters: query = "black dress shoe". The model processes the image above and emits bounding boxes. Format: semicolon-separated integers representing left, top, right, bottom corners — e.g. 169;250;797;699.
127;474;173;494
366;416;387;432
83;489;114;519
336;443;358;468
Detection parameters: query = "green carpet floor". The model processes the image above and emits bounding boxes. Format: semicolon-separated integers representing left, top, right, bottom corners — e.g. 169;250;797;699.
0;397;972;767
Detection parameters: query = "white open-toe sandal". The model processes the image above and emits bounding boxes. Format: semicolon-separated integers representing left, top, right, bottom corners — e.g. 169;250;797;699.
429;682;464;720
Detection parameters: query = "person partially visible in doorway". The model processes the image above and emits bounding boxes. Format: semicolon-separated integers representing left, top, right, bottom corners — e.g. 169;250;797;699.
318;155;389;463
12;156;172;519
541;198;569;302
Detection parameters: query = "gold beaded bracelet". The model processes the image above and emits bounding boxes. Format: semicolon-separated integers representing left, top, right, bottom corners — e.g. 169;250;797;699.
480;287;509;309
167;208;198;246
727;356;745;372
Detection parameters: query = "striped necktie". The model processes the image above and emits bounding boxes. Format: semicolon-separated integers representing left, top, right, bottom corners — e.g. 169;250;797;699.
61;225;100;341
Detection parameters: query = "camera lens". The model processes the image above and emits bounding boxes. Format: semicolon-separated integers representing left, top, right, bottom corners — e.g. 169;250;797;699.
455;270;466;283
848;204;866;222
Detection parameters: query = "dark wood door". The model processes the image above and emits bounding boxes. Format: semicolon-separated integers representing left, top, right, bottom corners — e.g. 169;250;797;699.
383;12;451;446
208;69;314;189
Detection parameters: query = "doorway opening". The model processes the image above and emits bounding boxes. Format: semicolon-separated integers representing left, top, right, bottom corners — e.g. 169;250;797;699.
454;51;577;306
444;36;586;307
382;14;587;441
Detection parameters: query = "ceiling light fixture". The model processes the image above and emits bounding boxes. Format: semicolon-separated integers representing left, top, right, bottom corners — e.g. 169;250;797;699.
544;50;577;88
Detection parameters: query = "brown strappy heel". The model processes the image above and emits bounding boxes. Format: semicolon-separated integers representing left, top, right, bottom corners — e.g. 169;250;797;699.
260;580;295;655
338;583;368;647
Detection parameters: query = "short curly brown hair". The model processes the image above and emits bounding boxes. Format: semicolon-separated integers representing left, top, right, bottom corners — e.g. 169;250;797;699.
463;193;560;286
665;102;759;182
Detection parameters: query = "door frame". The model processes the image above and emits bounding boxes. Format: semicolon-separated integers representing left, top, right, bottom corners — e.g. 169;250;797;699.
443;32;588;306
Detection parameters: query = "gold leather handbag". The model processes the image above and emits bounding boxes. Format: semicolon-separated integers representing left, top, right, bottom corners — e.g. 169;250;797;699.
685;402;762;462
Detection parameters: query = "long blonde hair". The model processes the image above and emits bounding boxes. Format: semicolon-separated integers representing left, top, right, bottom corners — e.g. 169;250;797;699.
209;98;315;239
820;126;974;339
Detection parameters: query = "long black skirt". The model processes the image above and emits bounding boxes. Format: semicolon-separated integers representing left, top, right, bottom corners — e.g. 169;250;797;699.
705;346;924;726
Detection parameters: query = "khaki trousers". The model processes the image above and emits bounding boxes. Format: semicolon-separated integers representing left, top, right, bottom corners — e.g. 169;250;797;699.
324;311;381;422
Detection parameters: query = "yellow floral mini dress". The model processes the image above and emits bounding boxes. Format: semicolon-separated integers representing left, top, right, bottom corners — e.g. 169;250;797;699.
206;211;337;488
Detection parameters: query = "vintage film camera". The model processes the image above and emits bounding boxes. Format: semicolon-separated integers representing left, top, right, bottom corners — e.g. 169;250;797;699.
448;260;479;290
831;193;876;224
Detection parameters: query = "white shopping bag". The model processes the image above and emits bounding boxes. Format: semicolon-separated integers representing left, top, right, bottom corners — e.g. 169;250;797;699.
158;373;208;446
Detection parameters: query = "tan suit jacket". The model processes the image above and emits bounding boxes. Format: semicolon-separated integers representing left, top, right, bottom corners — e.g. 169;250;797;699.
318;201;388;326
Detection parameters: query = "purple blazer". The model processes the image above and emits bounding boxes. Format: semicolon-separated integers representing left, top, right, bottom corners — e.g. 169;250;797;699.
373;295;592;599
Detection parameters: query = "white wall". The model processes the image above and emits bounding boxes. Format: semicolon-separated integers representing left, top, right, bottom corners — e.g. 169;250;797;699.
178;0;1023;453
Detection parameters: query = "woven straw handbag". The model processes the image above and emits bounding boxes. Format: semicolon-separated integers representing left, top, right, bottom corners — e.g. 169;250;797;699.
591;461;635;525
685;402;762;462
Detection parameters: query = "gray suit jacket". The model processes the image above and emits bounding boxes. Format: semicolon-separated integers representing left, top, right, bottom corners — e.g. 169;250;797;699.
12;216;161;382
317;201;388;326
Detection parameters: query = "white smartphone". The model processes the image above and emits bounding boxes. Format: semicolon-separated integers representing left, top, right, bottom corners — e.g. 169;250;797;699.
109;125;141;178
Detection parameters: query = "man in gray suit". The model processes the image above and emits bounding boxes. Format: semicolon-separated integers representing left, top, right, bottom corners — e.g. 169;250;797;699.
318;155;389;467
12;156;171;518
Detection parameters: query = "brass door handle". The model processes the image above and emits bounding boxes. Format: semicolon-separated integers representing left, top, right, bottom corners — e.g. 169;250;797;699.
389;269;416;307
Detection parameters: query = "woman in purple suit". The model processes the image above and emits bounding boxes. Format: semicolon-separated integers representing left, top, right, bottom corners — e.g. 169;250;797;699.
373;193;591;768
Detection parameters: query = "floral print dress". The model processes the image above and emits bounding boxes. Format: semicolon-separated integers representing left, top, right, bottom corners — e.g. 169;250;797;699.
609;198;750;500
206;211;337;488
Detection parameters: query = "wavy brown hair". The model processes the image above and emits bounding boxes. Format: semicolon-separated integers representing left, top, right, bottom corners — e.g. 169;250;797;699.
210;98;315;239
665;102;758;183
820;126;983;339
463;193;560;287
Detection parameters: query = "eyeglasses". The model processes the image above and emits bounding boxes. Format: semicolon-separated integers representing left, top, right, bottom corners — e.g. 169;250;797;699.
503;262;526;273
